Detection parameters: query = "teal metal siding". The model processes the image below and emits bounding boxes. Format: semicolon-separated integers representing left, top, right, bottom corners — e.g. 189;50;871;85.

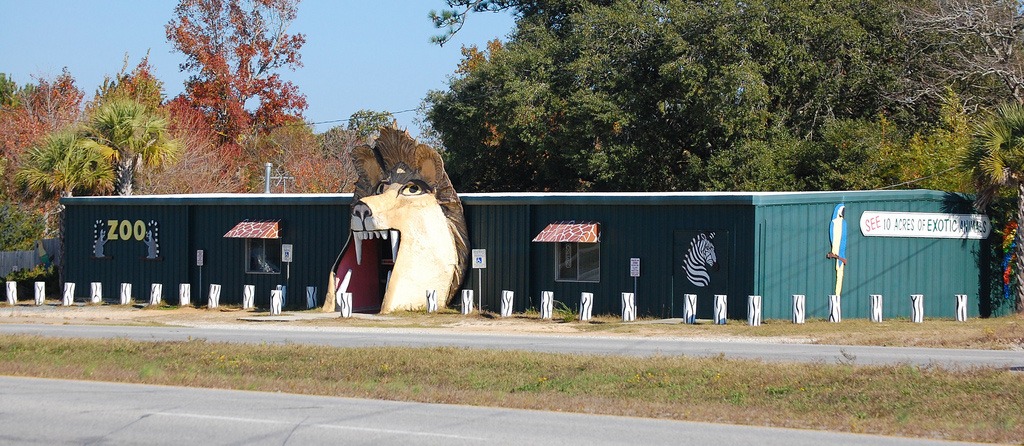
753;192;985;320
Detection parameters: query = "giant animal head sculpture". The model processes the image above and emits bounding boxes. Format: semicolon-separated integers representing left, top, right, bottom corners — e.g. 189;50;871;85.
335;127;469;313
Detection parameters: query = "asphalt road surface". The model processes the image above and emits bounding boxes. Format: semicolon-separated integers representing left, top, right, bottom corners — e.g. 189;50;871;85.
0;323;1020;369
0;376;983;445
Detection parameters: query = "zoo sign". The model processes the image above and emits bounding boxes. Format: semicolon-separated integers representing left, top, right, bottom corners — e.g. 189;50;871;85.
859;211;990;240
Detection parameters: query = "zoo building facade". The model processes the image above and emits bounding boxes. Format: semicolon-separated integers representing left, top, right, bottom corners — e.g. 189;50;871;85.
61;189;994;320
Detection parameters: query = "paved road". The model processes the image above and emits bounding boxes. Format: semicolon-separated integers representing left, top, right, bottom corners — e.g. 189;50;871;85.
0;376;982;445
0;323;1020;369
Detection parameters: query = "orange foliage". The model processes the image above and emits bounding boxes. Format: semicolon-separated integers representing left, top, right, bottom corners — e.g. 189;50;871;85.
166;0;307;150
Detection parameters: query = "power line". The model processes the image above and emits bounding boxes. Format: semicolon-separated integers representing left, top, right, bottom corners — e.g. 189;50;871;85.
875;165;959;190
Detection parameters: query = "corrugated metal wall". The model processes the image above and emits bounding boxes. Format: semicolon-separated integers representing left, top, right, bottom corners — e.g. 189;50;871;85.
753;191;986;320
462;195;757;318
63;191;988;319
64;196;350;309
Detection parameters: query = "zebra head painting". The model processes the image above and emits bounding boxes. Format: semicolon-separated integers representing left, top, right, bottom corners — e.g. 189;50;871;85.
683;232;718;287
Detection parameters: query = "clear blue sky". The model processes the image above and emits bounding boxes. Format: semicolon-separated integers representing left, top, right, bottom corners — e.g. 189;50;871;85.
0;1;515;136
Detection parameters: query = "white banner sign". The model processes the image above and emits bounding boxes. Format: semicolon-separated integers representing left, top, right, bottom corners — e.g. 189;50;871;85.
859;211;990;239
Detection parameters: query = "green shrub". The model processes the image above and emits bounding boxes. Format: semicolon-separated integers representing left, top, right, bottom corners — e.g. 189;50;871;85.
0;202;45;251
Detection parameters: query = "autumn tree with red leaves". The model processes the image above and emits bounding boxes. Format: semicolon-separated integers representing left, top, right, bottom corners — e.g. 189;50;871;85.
0;69;84;198
93;55;166;111
165;0;307;152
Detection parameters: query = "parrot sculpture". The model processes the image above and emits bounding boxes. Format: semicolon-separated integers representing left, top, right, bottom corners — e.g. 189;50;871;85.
827;203;847;296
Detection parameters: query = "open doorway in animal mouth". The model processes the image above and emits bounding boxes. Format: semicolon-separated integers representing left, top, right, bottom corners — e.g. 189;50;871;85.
329;127;469;314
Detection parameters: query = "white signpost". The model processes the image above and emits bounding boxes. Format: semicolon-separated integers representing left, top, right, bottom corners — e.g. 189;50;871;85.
629;257;640;307
472;248;486;312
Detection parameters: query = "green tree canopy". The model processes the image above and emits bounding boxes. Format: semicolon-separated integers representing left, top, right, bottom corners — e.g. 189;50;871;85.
426;0;935;192
964;102;1024;314
80;99;180;196
16;131;113;198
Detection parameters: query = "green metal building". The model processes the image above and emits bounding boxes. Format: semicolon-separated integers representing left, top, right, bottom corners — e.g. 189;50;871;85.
62;189;994;319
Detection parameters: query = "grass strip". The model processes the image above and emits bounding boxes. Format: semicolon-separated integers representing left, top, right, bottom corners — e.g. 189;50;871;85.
0;334;1020;443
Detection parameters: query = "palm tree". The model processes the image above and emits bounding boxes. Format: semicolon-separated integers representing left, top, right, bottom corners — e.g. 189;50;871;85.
80;99;179;195
16;131;114;198
964;102;1024;314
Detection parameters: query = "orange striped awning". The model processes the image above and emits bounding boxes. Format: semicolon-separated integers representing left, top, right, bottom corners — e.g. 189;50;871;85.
224;221;280;239
532;221;600;243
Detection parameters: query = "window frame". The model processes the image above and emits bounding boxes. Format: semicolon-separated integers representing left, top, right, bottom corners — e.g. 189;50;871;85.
554;241;600;283
245;238;282;274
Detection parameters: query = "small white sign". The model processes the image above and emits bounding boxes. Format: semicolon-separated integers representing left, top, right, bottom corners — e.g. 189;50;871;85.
859;211;991;239
196;249;204;266
282;244;293;263
472;249;486;269
629;257;641;277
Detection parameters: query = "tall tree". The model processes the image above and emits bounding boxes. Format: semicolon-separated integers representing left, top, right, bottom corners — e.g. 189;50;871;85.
137;99;245;194
0;70;84;197
346;109;396;139
166;0;307;149
903;0;1024;108
79;99;180;196
427;0;920;192
93;55;166;111
16;131;113;198
964;102;1024;314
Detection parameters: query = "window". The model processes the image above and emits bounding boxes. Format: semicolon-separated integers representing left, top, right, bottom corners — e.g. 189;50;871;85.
555;241;600;282
246;238;281;274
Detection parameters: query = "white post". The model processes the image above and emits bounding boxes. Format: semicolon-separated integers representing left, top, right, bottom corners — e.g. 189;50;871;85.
277;285;287;308
870;294;883;323
683;293;697;324
179;284;191;307
955;294;968;322
62;282;75;306
336;290;352;318
540;291;553;320
828;294;842;323
461;289;474;315
792;294;805;324
426;290;438;313
911;294;924;323
208;284;221;309
90;282;102;304
747;295;761;327
120;283;132;305
713;294;727;325
242;285;255;309
579;292;593;321
149;283;163;306
500;290;513;317
34;281;45;305
270;289;282;315
621;292;636;322
5;281;15;305
306;286;317;309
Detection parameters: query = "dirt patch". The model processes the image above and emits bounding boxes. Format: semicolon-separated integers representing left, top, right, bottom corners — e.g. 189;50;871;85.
3;302;1022;349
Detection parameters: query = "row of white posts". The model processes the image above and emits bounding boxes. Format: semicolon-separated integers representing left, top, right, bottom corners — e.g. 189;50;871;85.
380;288;968;325
684;293;969;325
5;281;322;315
391;289;638;322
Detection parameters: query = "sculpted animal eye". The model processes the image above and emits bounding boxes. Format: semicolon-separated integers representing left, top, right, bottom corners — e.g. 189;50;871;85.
401;182;424;196
374;182;388;194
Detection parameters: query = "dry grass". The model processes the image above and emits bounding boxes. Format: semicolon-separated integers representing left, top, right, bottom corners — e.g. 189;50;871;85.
0;335;1021;443
295;310;1024;350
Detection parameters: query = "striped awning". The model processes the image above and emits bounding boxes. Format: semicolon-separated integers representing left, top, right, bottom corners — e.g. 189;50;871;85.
532;221;600;243
224;220;280;239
